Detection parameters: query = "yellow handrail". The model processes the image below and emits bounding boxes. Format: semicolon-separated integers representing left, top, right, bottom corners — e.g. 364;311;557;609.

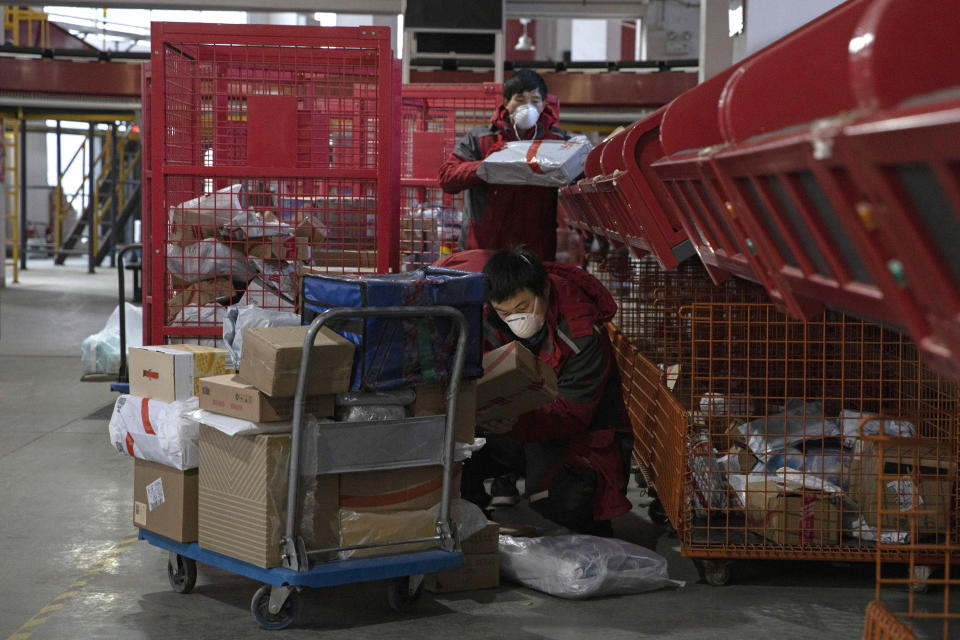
3;117;20;283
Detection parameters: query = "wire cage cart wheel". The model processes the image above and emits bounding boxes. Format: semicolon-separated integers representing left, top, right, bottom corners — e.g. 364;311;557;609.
167;553;197;594
250;584;299;631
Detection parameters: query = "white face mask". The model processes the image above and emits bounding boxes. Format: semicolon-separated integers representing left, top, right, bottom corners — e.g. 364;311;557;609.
512;103;540;131
504;296;544;340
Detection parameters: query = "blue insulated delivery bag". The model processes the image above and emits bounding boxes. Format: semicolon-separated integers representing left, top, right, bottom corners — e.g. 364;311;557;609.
301;267;486;390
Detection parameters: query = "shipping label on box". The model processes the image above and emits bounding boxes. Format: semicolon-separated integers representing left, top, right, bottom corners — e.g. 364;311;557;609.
411;380;477;444
199;373;334;422
129;344;231;402
848;439;955;534
476;342;558;422
133;458;198;542
743;479;841;546
424;552;500;593
238;325;355;397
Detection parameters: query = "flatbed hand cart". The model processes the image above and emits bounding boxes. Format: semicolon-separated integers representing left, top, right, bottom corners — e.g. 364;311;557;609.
139;305;470;630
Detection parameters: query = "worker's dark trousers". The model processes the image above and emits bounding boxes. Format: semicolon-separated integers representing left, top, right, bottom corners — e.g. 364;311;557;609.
460;433;601;533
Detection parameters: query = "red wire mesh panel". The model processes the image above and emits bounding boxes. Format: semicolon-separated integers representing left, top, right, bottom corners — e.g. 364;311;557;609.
145;23;398;346
660;302;958;565
398;84;501;270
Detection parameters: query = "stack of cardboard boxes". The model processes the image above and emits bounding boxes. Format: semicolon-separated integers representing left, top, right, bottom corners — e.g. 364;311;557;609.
121;322;560;591
126;344;232;542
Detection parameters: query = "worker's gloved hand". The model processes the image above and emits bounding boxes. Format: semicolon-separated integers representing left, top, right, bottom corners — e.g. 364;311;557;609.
479;417;517;435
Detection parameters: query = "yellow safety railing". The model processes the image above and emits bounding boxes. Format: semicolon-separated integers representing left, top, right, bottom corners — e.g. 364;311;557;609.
4;6;51;49
3;118;19;283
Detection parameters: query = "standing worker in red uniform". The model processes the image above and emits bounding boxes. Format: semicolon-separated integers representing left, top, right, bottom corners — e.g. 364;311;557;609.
438;69;571;262
437;248;632;535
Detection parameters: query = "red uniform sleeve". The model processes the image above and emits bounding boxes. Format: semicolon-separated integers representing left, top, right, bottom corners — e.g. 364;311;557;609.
438;152;484;194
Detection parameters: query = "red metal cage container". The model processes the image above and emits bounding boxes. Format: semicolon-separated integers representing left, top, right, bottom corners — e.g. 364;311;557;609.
398;83;502;270
145;23;399;346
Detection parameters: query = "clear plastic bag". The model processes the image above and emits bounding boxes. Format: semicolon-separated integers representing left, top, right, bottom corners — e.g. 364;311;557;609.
81;303;143;376
498;534;684;599
221;304;300;366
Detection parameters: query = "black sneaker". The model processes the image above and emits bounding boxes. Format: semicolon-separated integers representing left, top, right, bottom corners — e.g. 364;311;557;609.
489;474;521;506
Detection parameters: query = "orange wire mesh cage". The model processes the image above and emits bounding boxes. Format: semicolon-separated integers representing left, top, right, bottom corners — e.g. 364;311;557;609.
863;432;960;640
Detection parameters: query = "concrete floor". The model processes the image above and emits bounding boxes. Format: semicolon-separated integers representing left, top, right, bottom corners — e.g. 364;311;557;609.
0;260;933;639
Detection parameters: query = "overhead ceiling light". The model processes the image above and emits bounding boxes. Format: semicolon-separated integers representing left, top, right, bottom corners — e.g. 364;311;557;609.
515;18;535;52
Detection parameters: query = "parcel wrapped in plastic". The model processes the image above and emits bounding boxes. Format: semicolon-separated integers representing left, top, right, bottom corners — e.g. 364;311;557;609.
498;534;685;599
477;137;593;187
108;395;200;470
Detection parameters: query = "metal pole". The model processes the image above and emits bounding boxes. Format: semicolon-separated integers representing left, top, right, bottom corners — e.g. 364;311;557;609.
55;120;61;257
87;122;95;274
109;124;118;268
19;112;27;271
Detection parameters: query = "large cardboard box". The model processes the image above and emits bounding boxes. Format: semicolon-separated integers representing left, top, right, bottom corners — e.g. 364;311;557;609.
848;439;955;535
129;344;231;402
424;552;500;593
238;326;354;397
339;464;461;514
133;458;198;542
476;342;558;422
743;479;841;546
198;374;335;422
410;380;477;444
339;508;439;559
460;522;499;554
197;425;339;567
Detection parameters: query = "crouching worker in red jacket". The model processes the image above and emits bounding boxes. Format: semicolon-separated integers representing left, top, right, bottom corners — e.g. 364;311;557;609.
438;248;632;536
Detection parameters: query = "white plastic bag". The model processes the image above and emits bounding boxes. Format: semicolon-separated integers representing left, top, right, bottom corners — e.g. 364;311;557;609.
108;395;200;469
499;534;684;599
221;304;300;366
166;239;253;284
81;303;143;376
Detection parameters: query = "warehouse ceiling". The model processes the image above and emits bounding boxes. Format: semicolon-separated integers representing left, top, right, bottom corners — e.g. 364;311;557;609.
15;0;648;18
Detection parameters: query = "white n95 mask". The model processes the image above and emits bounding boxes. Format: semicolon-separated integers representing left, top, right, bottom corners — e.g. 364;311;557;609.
504;297;544;339
512;104;540;131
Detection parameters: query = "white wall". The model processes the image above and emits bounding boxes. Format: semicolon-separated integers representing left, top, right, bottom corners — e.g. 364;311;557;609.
571;19;608;61
641;0;700;60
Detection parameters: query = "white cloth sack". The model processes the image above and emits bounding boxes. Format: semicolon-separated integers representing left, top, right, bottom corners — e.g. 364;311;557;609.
166;239;254;284
499;534;684;599
108;395;200;470
477;137;593;187
81;303;143;376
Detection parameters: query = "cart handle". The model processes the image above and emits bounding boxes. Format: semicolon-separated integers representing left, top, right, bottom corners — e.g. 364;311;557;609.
285;305;470;570
116;243;142;384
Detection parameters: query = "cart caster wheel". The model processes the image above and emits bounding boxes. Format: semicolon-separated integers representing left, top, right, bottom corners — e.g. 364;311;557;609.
387;575;424;613
167;554;197;594
696;559;733;587
250;585;298;630
648;498;669;527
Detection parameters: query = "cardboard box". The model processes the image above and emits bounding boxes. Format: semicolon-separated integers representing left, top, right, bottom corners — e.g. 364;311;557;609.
339;508;439;558
410;380;477;444
247;236;309;262
168;184;243;242
743;479;841;546
339;464;461;514
129;345;231;402
198;374;335;422
848;439;955;534
198;425;340;567
238;325;354;397
424;552;500;593
460;522;499;554
476;342;558;422
133;458;198;542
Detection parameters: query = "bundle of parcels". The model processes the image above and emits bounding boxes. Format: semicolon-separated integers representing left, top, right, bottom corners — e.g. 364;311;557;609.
687;395;956;545
166;183;328;325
